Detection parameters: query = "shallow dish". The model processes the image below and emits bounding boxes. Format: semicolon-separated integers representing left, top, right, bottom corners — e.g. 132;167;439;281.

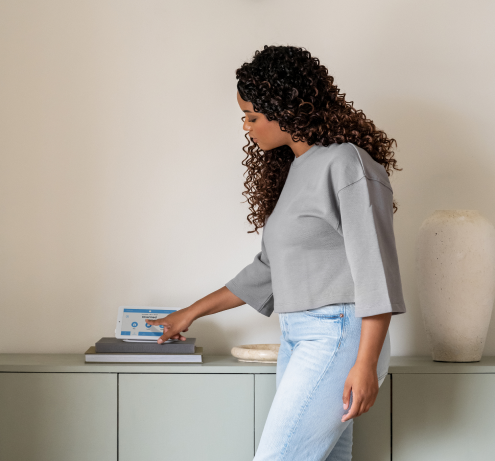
231;344;280;363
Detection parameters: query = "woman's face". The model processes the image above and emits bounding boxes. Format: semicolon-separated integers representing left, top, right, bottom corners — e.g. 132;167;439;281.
237;91;291;151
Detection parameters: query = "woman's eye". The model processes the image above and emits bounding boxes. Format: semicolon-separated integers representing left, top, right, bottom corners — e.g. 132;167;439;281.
249;118;257;123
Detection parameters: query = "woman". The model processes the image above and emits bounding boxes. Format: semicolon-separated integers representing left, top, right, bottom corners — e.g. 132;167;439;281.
146;45;406;460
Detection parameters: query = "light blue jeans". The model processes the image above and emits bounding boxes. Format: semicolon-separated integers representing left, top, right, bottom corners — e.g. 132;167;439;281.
254;302;390;461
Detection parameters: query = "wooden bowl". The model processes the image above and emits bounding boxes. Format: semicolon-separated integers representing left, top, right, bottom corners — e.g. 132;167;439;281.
231;344;280;363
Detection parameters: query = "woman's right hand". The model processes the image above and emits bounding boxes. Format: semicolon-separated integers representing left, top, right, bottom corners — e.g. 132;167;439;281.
145;308;195;344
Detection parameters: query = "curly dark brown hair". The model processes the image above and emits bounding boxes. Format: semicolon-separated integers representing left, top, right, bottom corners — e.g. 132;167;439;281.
236;45;402;234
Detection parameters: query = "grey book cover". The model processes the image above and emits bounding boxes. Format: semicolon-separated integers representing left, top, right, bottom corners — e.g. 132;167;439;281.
85;346;203;363
95;337;196;354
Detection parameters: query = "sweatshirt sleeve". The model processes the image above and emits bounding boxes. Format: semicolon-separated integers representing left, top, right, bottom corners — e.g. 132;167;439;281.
337;175;406;318
225;232;274;317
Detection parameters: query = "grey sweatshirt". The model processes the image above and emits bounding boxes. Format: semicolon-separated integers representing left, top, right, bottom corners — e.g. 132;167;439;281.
225;142;406;318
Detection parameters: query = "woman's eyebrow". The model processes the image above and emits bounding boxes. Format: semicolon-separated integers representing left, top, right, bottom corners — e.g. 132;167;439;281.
243;110;253;113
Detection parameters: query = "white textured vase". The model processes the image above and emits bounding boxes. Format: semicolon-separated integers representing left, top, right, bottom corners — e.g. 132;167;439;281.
416;210;495;362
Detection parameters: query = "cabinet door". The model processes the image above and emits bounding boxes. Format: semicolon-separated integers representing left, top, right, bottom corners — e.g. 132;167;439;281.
0;373;117;461
254;374;391;460
352;374;391;461
119;374;254;461
393;373;495;460
254;374;276;451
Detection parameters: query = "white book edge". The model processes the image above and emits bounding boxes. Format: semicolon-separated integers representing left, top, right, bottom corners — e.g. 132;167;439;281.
85;354;202;363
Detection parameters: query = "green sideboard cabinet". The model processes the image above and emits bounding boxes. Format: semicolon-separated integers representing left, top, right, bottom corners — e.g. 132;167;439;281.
119;373;255;460
393;372;495;460
0;372;117;461
2;355;495;461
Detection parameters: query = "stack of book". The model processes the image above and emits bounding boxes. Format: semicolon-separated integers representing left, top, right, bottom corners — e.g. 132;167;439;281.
84;337;203;363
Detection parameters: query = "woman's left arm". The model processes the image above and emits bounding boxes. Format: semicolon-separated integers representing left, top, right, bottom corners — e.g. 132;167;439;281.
333;146;408;421
341;312;392;422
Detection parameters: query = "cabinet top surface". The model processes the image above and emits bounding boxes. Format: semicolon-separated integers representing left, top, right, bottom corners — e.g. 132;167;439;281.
0;354;277;373
1;354;495;373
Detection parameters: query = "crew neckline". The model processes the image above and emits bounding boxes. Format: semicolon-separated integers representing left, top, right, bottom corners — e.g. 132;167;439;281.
291;144;321;167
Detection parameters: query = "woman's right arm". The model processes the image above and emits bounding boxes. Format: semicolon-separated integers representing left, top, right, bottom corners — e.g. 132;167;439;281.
146;286;245;343
187;286;246;320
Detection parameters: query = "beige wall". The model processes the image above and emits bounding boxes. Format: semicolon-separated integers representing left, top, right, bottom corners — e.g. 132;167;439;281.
1;0;494;355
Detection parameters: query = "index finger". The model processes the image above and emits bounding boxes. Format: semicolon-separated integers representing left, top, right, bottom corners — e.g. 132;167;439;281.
341;392;360;422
